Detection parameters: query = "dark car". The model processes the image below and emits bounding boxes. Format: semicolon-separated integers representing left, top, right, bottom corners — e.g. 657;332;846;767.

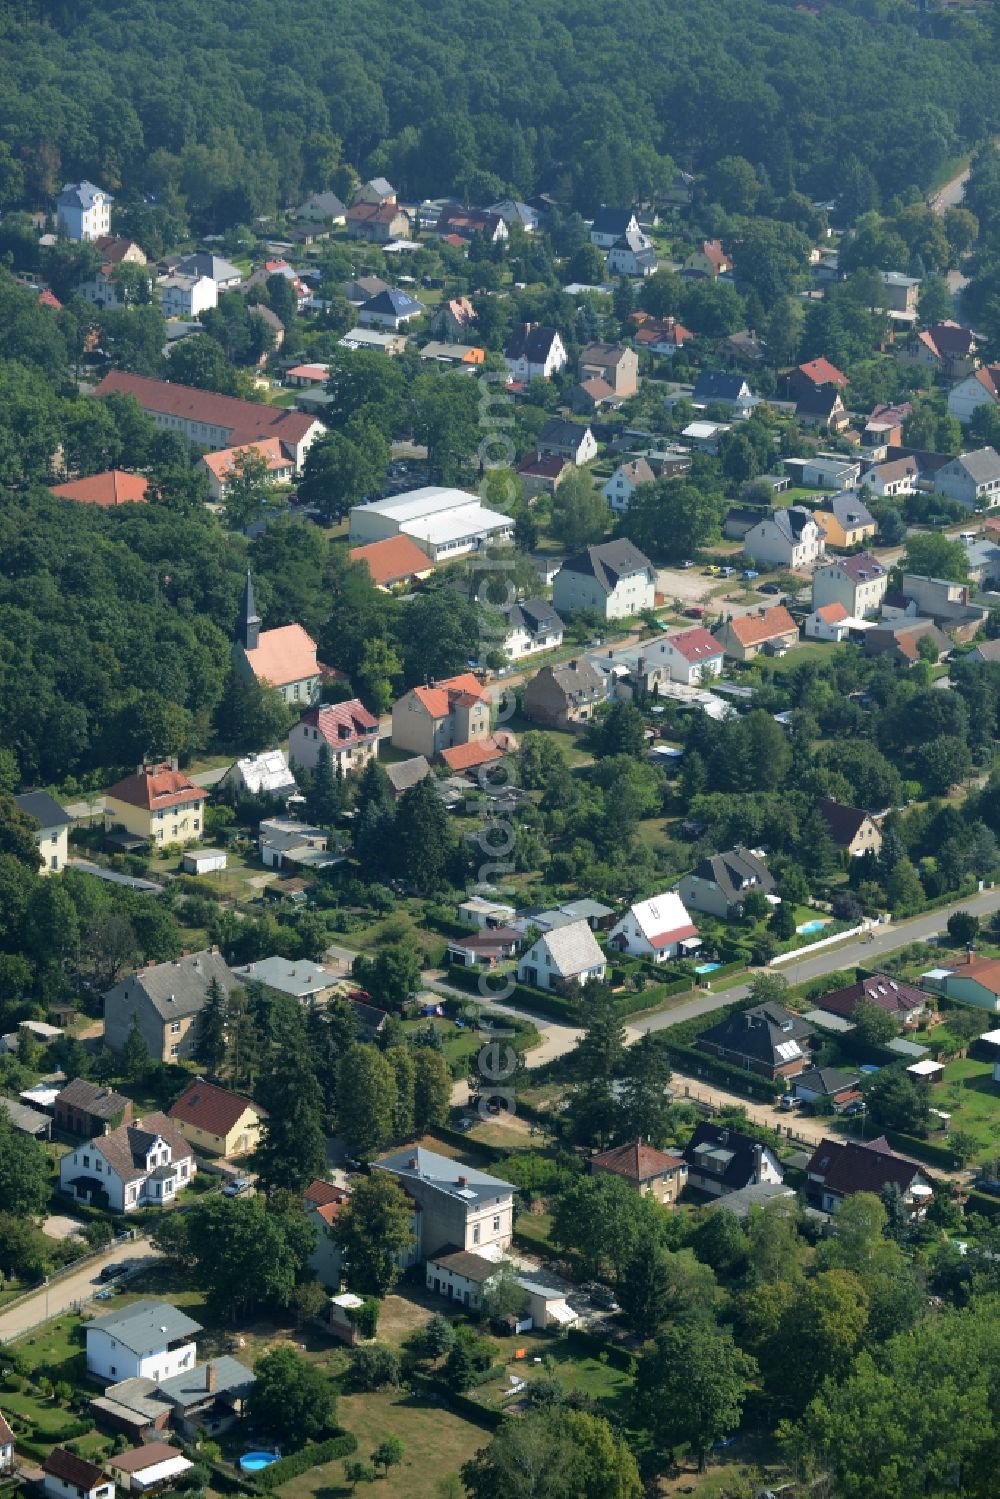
759;581;781;595
98;1263;125;1283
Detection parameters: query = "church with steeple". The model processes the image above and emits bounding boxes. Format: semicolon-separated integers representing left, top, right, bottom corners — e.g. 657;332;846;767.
232;571;322;706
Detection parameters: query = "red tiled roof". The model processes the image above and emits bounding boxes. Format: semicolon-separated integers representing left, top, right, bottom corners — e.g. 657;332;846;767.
973;364;1000;402
243;623;318;688
635;316;693;347
516;452;567;479
648;922;700;951
105;762;202;811
346;202;406;226
697;239;730;271
0;1412;12;1444
50;470;149;507
44;1449;106;1490
799;357;848;389
411;672;489;718
95;371;319;447
592;1140;685;1181
304;1178;348;1207
202;438;291;484
440;737;504;771
350;535;435;586
297;699;379;747
726;605;797;648
168;1079;261;1137
667;626;721;661
38;287;62;309
815;602;849;624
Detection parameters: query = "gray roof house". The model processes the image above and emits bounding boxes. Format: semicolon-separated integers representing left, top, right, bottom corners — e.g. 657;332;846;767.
683;1121;784;1197
15;789;72;872
692;371;755;414
103;949;236;1062
87;1300;202;1362
522;658;607;727
678;847;776;920
374;1145;516;1259
517;919;607;993
503;597;565;660
698;1003;815;1079
537;417;598;465
552;539;656;620
174;253;242;289
743;505;825;569
934;447;1000;510
295;191;346;222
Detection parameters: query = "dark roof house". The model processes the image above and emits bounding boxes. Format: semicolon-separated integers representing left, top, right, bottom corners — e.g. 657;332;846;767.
814;973;932;1023
682;1121;784;1195
698;1002;814;1079
805;1135;934;1214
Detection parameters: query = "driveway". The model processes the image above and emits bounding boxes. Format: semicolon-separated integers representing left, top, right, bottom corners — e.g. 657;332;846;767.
0;1237;161;1342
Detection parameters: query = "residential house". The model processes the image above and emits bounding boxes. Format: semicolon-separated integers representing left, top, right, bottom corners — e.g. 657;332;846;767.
358;288;423;330
634;315;694;356
568;377;621;415
374;1145;515;1259
95;372;324;472
295;191;346;223
863;402;912;450
904;320;978;380
103;762;204;847
349;486;513;562
352;178;397;206
175;253;242;291
647;627;724;685
934;447;1000;509
517;920;607;992
714;606;799;661
692;371;755;416
77;236;149;309
230;955;341;1005
430;297;478;339
257;817;331;871
678;847;776;921
880;271;921;316
54;1079;132;1138
50;470;149;507
682;419;732;454
44;1450;114;1499
552;539;655;619
603;457;655;512
864;618;951;665
159;273;216;318
537;418;598;466
103;949;235;1061
344;202;411;243
59;1111;195;1212
232;572;321;706
435;204;508;243
107;1444;194;1493
863;455;919;500
900;572;986;634
682;1121;784;1197
591;1141;687;1207
304;1178;349;1289
683;239;731;278
339;274;389;305
804;601;853;641
487;198;541;232
503;323;568;381
14;790;72;873
608;892;700;963
724;329;766;367
201;437;294;501
86;1301;201;1383
56;181;111;241
813;490;877;548
0;1413;14;1475
805;1136;933;1215
502;598;564;660
814;973;932;1027
796;384;849;432
698;1003;815;1080
446;926;521;969
784;454;861;489
792;1067;862;1110
926;951;1000;1012
288;699;379;775
743;506;825;569
458;896;518;930
219;748;297;801
608;228;658;277
522;658;606;728
590;208;640;249
578;342;639;398
245;303;285;356
948;365;1000;425
817;797;883;857
812;554;888;618
391;672;491;759
516;452;572;498
168;1080;264;1159
418;341;485;368
423;1251;503;1314
349;534;436;589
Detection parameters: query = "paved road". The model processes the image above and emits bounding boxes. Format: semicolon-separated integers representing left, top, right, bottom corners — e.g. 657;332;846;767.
0;1238;161;1343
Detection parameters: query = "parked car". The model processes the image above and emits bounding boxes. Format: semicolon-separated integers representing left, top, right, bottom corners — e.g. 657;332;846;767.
719;565;736;578
98;1263;126;1283
684;605;705;619
759;581;781;595
678;559;695;569
779;1094;800;1111
843;1100;867;1118
222;1178;252;1198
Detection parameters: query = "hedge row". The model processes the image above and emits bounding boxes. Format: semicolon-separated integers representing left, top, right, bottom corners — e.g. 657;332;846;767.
965;1188;1000;1219
654;1039;785;1101
564;1326;635;1371
881;1129;963;1170
444;966;690;1024
658;994;754;1049
258;1433;358;1488
432;1384;506;1431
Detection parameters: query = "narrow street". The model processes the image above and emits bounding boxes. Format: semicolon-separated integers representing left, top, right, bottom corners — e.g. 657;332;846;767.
0;1238;160;1344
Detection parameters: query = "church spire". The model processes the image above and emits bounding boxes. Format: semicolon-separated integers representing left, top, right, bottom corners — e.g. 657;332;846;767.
239;570;260;651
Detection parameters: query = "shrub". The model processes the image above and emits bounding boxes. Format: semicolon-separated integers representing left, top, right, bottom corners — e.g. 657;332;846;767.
349;1343;401;1391
258;1434;358;1489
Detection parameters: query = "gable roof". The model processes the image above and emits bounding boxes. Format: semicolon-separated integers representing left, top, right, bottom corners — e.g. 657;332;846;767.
91;1112;193;1182
104;950;235;1024
384;755;431;793
297;698;379;747
440;738;504;772
559;539;653;594
44;1449;106;1490
202;437;291;485
691;846;775;903
751;505;817;544
361;287;423;318
824;552;885;584
537;657;605;703
692;371;751;403
410;672;489;718
821;490;875;528
794;1066;861;1097
699;1002;814;1066
806;1135;928;1198
539;417;592;449
634;316;693;348
533;918;605;976
627;891;698;950
949;446;1000;484
95;372;319;450
108;1441;186;1475
507;597;563;637
55;1077;130;1119
176;252;241;283
614;458;656;487
50;470;149;506
798;357;848;389
350;534;434;585
298;191;346;217
592;1140;685;1182
815;601;849;625
157;1356;253;1409
87;1299;202;1355
105;762;202;811
940;953;1000;996
0;1410;15;1445
168;1080;260;1137
817;797;873;846
242;622;318;688
721;605;797;648
682;1120;781;1190
919;320;975;359
693;239;729;271
304;1178;349;1208
14;790;71;830
504;323;562;363
816;972;931;1020
579;341;631;370
592;208;637;236
796;383;844;417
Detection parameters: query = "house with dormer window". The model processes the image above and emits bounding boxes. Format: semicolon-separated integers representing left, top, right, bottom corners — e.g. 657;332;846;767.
58;1111;195;1212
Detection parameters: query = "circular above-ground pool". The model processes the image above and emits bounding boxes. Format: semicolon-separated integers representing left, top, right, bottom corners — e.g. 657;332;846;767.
240;1452;280;1473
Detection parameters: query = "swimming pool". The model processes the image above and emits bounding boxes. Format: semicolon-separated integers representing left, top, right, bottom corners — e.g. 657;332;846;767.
796;918;832;935
240;1453;280;1473
694;962;722;974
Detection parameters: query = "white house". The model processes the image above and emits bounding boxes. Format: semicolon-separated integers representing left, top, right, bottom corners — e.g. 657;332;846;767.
552;539;656;620
607;230;658;278
517;920;606;992
743;506;825;569
0;1411;13;1475
58;1111;195;1212
159;273;217;319
86;1299;202;1383
812;554;888;618
645;627;724;686
947;367;1000;426
44;1449;115;1499
349;486;513;563
56;181;112;241
14;790;72;873
374;1146;515;1259
603;458;655;513
805;602;853;641
934;448;1000;510
502;598;564;660
590;208;640;249
288;699;380;775
503;323;568;381
608;892;700;963
220;749;297;800
784;455;861;490
537;418;598;466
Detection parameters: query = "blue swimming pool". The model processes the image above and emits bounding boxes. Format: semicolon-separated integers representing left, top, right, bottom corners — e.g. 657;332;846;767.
796;918;832;935
694;962;722;974
240;1453;280;1473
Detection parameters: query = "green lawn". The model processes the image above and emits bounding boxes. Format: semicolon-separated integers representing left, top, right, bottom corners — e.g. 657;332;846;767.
934;1055;1000;1163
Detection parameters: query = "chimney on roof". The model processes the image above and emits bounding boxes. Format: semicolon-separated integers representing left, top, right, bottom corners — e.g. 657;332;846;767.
181;948;189;959
408;1155;418;1169
206;1362;217;1393
170;756;179;772
752;1142;763;1183
457;1175;468;1186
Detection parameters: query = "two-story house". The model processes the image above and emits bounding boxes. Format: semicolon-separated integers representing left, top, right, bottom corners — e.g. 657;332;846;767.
44;1449;114;1499
683;239;731;278
522;658;606;728
862;456;918;500
501;598;564;661
536;418;598;466
795;384;849;432
590;208;640;249
608;892;700;963
678;847;776;921
517;920;607;992
591;1141;687;1207
304;1178;349;1289
934;447;1000;509
168;1079;264;1159
374;1146;515;1259
645;627;724;686
608;229;658;277
817;797;883;857
14;790;72;872
552;540;655;620
697;1002;815;1080
743;506;825;569
56;181;112;241
288;700;379;775
812;490;877;549
103;949;236;1061
603;458;655;512
811;553;887;617
714;605;799;661
103;762;204;847
948;366;1000;426
578;343;639;399
201;438;294;501
682;1122;784;1197
391;672;491;759
232;573;322;707
692;371;755;417
59;1111;195;1212
805;1136;933;1216
54;1079;132;1138
904;321;978;380
503;323;567;381
159;273;216;318
345;202;411;242
86;1300;201;1383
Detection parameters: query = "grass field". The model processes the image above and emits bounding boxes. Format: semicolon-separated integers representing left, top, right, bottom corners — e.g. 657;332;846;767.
935;1054;1000;1162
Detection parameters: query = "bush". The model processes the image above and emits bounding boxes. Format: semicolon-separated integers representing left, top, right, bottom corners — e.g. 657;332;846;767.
349;1343;401;1391
258;1434;357;1489
346;1297;380;1341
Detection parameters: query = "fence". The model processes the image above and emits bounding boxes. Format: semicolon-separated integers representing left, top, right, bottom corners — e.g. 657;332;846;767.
770;918;885;966
0;1232;139;1342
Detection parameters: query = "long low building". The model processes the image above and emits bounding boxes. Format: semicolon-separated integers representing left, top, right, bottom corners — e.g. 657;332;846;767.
349;485;513;562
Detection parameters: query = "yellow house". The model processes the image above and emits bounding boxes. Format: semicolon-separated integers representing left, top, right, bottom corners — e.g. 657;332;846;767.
682;239;731;278
814;493;878;551
15;791;72;872
103;761;205;845
167;1078;265;1158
